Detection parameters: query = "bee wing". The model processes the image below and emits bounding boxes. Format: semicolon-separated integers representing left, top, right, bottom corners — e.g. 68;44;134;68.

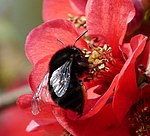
50;60;72;97
32;72;50;115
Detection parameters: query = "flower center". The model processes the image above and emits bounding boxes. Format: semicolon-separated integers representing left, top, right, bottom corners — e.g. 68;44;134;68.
68;14;124;83
68;14;86;28
82;43;115;80
81;37;124;84
128;99;150;136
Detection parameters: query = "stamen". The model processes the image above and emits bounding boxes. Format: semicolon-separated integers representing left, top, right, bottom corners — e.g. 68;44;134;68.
68;14;86;28
67;13;123;82
128;100;150;136
82;43;115;80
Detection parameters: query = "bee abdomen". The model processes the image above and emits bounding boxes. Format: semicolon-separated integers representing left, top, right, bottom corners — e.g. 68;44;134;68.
51;80;84;115
58;90;83;115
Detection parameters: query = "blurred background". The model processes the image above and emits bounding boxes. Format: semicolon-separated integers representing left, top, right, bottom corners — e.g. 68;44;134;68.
0;0;42;90
0;1;49;136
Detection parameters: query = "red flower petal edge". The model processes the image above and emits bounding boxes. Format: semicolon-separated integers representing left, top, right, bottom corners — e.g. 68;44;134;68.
29;55;51;93
25;19;87;64
0;106;52;136
81;74;119;119
86;0;135;55
69;0;87;15
42;0;78;21
26;119;63;135
113;34;148;122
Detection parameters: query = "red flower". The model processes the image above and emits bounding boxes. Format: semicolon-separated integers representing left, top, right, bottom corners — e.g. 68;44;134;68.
17;0;150;135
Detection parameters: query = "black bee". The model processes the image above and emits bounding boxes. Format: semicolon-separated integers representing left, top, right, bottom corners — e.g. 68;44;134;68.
32;30;88;116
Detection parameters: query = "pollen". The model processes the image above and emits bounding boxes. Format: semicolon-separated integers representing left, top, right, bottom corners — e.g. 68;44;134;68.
82;42;115;79
68;14;86;28
128;100;150;136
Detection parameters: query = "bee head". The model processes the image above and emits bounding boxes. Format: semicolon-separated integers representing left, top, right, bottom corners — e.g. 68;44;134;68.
70;46;89;76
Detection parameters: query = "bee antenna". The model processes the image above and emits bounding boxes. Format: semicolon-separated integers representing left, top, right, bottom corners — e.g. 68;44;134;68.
74;30;88;45
57;39;66;47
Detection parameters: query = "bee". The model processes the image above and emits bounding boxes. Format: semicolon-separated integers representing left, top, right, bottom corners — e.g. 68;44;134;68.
32;30;88;116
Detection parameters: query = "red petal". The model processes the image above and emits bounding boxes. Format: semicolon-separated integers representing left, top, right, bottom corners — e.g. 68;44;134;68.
17;89;54;119
120;43;133;59
81;75;119;119
52;104;130;136
26;119;63;135
25;19;87;64
84;79;101;90
69;0;87;15
43;0;77;21
26;119;54;132
17;93;57;121
121;35;149;59
16;94;32;110
137;39;150;69
0;106;49;136
29;55;51;92
113;34;148;122
86;0;135;55
141;84;150;98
